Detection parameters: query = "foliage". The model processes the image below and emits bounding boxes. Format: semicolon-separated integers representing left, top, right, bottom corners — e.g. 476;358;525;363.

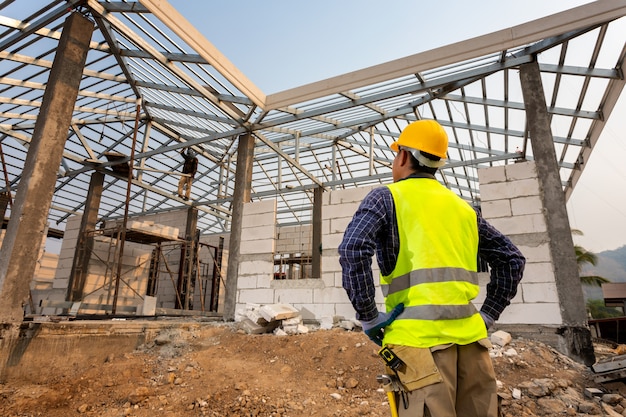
586;298;622;319
573;230;611;287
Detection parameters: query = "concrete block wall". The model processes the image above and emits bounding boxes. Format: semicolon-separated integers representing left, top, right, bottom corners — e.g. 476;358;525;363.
319;185;380;321
32;252;59;290
233;186;381;322
233;163;562;327
276;224;312;255
477;161;562;325
236;200;277;309
47;209;216;313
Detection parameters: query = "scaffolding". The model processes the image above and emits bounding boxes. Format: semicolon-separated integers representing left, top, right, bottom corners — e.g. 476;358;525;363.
40;224;223;317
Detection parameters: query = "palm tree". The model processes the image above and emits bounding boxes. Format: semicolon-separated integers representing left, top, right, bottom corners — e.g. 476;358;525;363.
572;229;610;287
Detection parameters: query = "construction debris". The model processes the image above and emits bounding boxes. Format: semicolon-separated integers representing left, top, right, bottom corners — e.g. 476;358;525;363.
491;330;513;347
235;303;310;335
593;353;626;384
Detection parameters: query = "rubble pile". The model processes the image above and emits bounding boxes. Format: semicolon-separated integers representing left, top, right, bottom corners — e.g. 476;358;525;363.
5;302;626;416
491;330;626;417
235;302;357;335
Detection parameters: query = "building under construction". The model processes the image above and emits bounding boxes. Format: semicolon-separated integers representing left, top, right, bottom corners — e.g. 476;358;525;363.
1;0;626;373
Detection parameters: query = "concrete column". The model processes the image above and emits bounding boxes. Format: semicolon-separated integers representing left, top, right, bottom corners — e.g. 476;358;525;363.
183;207;198;309
519;60;595;366
0;13;94;323
223;133;254;320
311;186;322;278
67;171;105;302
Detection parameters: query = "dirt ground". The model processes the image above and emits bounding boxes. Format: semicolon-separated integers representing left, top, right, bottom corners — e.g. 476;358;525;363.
0;322;619;417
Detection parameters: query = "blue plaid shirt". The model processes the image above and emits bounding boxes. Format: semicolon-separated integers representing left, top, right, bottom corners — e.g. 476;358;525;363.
339;178;526;323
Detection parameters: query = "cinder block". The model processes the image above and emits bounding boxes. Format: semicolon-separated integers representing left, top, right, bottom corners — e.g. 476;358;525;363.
521;282;558;303
481;200;512;219
329;186;375;205
516;243;552;263
477;165;506;185
236;275;257;289
335;302;358;321
488;213;546;235
297;303;337;320
511;195;543;216
508;178;541;198
240;239;275;255
330;216;353;235
505;161;537;181
498;302;562;325
256;274;272;289
52;278;69;289
242;212;275;228
491;330;512;347
140;296;157;315
520;262;555;283
320;272;337;287
239;260;273;275
313;287;351;304
322;233;344;251
259;303;299;321
322;254;341;273
241;224;276;241
275;288;313;304
238;288;275;304
243;200;277;216
480;178;540;201
322;201;362;220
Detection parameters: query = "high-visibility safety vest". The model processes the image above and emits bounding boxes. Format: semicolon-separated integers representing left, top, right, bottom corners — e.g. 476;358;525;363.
382;178;487;348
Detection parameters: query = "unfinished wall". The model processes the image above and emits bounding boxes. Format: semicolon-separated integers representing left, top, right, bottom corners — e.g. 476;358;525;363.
234;187;377;322
477;161;561;325
234;162;563;328
44;209;225;314
45;215;154;313
276;224;312;254
0;223;58;314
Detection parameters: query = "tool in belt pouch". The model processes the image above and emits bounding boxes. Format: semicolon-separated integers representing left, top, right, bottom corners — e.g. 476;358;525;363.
379;345;442;391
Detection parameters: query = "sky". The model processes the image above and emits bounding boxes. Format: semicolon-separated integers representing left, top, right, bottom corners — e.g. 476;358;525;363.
167;0;626;253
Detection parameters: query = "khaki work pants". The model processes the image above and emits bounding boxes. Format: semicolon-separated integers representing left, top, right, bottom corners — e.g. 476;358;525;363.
397;341;498;417
178;175;192;199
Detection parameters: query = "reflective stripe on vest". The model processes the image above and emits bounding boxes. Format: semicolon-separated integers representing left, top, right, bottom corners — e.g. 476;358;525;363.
402;303;478;321
381;267;478;297
381;178;486;348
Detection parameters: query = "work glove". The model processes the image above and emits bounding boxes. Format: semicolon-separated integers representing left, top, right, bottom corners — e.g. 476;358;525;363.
480;311;495;330
360;303;405;346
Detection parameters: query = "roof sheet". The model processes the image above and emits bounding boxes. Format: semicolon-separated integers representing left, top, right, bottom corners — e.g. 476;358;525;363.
0;0;625;234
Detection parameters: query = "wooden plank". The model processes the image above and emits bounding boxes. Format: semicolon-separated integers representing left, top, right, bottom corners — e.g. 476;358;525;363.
154;307;221;317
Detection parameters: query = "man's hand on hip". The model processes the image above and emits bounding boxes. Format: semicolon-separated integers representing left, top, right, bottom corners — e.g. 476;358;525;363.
360;303;405;346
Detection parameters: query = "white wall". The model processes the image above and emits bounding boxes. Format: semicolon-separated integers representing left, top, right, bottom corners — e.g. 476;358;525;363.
477;161;562;325
234;161;563;327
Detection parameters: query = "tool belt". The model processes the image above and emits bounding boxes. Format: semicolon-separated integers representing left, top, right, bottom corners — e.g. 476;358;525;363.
380;344;443;392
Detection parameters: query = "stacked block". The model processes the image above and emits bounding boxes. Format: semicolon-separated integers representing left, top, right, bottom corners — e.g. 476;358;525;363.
478;161;562;325
236;200;277;309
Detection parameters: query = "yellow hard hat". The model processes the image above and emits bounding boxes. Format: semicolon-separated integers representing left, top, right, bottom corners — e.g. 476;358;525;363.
390;120;448;159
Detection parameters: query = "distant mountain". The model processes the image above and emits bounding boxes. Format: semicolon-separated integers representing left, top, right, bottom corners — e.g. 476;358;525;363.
582;245;626;301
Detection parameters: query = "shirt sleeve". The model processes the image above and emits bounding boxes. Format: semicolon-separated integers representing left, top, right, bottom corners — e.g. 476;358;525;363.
477;213;526;322
339;187;393;322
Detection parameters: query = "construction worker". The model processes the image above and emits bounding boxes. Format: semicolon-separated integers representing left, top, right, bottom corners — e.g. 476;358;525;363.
339;119;525;417
177;148;198;201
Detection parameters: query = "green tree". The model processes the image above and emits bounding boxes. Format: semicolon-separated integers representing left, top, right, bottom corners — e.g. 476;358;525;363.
586;298;622;319
572;229;611;287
